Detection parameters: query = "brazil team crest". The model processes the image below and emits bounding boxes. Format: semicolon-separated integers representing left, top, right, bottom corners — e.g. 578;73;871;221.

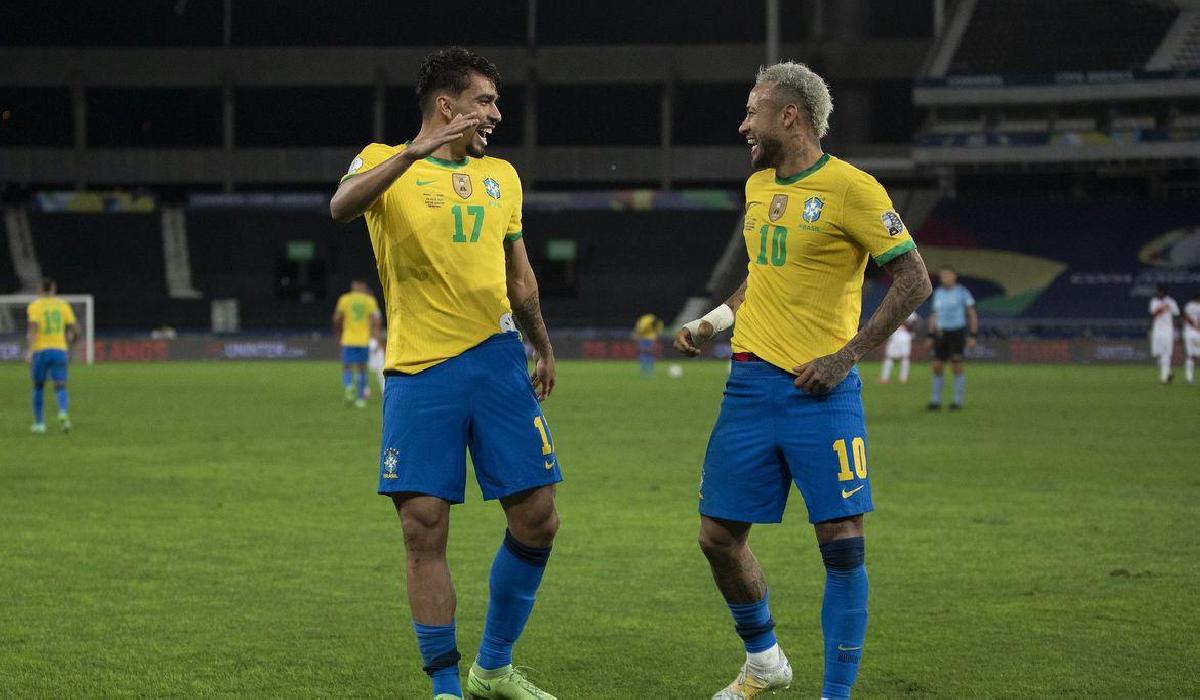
452;173;472;199
381;447;400;479
803;196;824;223
484;177;501;199
769;194;788;222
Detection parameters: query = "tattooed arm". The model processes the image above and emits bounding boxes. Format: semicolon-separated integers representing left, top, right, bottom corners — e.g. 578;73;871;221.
504;237;555;400
794;249;932;393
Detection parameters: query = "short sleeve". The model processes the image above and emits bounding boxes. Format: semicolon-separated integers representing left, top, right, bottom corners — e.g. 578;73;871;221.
963;288;976;306
26;302;36;322
335;295;348;315
63;303;77;325
340;143;399;184
842;176;916;265
504;169;524;242
1149;299;1158;314
369;296;381;315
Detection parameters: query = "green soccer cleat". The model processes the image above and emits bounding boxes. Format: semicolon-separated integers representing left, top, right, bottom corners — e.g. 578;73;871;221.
712;653;793;699
354;398;366;409
58;411;71;433
344;386;355;404
465;663;556;699
31;422;46;434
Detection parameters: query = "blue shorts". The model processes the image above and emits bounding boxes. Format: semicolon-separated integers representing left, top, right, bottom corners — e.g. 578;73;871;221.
377;332;563;503
342;345;369;364
31;349;69;385
700;360;872;524
638;338;655;357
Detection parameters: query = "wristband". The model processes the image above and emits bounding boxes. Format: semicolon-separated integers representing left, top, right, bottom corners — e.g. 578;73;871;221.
683;303;735;339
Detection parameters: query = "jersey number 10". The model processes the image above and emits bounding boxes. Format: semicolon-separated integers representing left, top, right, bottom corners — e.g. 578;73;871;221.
755;224;788;266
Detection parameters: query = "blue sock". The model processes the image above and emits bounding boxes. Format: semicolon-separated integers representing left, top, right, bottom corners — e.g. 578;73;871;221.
727;590;778;653
640;355;653;375
952;374;966;406
930;374;944;404
477;530;552;670
342;368;352;389
820;537;868;700
413;620;462;697
356;370;368;398
32;386;44;423
55;387;68;413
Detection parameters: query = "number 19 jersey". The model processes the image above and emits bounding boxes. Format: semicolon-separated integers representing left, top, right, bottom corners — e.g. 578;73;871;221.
343;143;524;374
733;154;917;372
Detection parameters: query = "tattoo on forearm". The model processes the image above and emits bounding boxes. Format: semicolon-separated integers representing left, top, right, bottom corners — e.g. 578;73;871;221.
724;278;749;312
844;249;932;362
512;290;552;354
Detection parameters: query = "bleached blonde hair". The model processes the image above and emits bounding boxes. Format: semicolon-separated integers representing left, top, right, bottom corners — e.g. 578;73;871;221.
756;62;833;139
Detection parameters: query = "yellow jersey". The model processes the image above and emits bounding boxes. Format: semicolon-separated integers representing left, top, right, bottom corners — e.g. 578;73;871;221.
27;296;77;352
732;154;916;372
334;290;380;347
342;143;523;374
635;314;663;340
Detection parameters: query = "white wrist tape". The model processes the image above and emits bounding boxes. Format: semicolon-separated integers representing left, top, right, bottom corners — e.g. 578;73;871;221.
683;303;735;339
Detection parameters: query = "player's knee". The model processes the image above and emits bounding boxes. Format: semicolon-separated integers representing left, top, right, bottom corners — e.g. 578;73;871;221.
512;507;559;548
398;505;449;556
697;525;738;560
819;536;865;570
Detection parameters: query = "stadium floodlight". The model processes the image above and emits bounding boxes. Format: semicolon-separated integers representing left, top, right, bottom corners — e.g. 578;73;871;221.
0;294;95;365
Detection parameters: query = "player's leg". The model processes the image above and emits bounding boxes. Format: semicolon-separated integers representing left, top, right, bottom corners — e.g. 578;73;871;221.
928;357;945;409
394;494;463;699
950;359;966;409
898;355;911;384
1186;337;1197;383
700;360;794;697
353;361;368;407
30;352;47;433
341;351;354;403
50;351;70;431
781;369;871;700
878;356;893;383
814;516;868;700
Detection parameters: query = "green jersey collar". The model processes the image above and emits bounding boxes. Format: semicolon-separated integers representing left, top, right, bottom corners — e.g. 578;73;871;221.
775;153;830;186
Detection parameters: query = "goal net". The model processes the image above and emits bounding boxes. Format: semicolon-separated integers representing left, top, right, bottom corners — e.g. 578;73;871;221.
0;294;95;365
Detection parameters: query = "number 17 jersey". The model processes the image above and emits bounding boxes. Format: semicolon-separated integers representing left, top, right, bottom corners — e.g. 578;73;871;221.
733;154;917;372
343;143;524;374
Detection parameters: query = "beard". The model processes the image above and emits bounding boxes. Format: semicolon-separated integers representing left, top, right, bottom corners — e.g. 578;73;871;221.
751;133;783;170
466;141;487;158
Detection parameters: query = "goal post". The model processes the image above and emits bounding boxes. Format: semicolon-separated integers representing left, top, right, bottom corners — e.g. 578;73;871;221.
0;294;96;365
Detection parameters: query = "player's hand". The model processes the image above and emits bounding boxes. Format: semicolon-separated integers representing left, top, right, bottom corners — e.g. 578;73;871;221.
793;350;855;395
966;335;977;350
404;113;481;160
673;321;714;357
924;336;935;350
531;350;556;401
24;349;32;364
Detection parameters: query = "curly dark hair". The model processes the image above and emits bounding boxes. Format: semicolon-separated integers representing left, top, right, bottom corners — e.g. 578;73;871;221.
415;47;502;113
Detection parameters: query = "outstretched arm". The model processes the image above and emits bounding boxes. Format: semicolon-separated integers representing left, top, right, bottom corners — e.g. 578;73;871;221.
794;249;932;393
673;278;748;357
25;320;38;363
505;238;555;401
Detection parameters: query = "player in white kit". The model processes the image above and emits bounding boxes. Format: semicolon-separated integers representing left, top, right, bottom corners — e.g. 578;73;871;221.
1184;292;1200;385
879;312;919;384
1149;286;1180;384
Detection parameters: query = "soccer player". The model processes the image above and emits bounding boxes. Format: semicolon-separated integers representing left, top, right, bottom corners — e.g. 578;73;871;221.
1184;292;1200;384
1149;285;1180;384
674;62;931;700
926;266;977;410
332;279;382;408
330;47;560;700
878;312;919;384
633;313;664;375
25;277;77;434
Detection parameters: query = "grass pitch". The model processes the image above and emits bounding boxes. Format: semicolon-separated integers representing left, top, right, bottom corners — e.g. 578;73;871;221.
2;360;1197;697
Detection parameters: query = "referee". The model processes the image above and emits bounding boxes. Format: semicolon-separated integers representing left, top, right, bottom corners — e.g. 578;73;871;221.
926;265;977;410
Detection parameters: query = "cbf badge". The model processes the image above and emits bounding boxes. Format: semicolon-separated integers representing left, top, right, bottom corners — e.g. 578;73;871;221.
881;210;905;236
453;173;472;199
769;194;788;222
484;177;501;199
803;196;824;223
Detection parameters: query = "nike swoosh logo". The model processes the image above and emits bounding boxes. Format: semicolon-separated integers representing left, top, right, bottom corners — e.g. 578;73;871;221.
415;179;437;186
544;459;556;470
841;485;865;499
475;680;491;691
837;644;863;651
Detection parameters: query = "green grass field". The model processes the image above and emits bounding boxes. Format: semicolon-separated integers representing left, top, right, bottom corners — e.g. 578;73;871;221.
2;360;1198;697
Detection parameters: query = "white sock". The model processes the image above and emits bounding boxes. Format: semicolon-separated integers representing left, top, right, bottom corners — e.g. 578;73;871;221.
746;643;782;669
899;356;911;383
1160;354;1171;382
1187;357;1195;382
880;358;894;382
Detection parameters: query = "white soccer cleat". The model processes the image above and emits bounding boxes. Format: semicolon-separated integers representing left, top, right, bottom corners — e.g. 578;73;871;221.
712;653;793;699
31;422;46;434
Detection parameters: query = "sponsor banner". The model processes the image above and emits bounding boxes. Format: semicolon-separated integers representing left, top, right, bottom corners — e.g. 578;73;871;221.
34;191;156;213
916;69;1200;89
0;334;1184;364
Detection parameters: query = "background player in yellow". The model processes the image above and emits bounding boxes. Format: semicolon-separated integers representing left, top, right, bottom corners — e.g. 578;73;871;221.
330;47;559;700
332;279;381;407
26;277;78;434
632;313;664;375
674;62;931;699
